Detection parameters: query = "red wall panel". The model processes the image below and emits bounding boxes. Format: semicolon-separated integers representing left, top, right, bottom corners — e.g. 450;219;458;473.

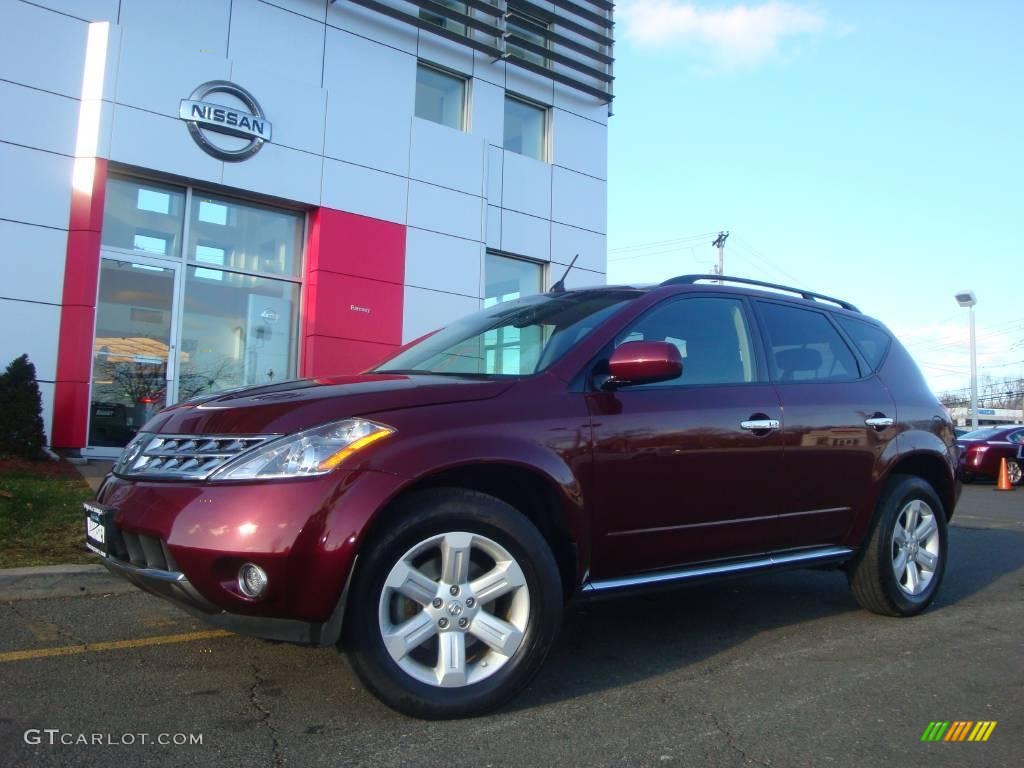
302;207;406;377
308;208;406;284
304;336;398;376
304;272;402;343
52;158;107;449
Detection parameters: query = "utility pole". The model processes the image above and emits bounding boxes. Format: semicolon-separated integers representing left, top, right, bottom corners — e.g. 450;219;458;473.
712;231;729;280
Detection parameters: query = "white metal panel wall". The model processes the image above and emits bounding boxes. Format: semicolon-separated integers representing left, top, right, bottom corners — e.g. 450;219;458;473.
0;0;611;410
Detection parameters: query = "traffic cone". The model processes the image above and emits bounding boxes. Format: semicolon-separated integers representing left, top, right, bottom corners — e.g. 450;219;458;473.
995;458;1015;491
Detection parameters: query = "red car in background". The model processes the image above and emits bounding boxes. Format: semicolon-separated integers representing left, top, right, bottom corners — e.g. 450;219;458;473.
957;425;1024;484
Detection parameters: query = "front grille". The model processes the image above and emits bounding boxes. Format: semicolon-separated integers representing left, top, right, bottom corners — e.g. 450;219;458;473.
107;527;178;571
115;434;274;480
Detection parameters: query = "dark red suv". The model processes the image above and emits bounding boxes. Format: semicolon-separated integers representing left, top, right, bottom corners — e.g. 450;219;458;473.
86;275;958;718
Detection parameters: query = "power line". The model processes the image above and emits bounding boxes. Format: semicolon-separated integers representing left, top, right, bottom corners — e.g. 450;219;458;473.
608;232;720;255
608;244;710;263
903;319;1024;356
727;236;810;289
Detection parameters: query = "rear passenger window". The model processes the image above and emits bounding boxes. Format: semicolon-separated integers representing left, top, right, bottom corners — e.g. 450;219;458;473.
836;316;891;371
614;297;756;386
758;302;860;382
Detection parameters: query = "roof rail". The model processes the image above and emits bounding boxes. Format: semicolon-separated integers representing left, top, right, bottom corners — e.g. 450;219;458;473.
659;274;860;313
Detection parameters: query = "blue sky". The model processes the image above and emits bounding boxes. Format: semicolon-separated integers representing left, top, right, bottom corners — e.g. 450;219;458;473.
605;1;1023;396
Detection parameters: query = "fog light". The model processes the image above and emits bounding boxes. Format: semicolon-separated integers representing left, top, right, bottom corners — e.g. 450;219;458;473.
238;563;268;598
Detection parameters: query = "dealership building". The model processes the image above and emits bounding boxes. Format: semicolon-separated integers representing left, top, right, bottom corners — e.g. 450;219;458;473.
0;0;612;456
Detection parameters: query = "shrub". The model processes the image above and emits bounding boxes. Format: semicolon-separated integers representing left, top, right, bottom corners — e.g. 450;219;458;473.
0;355;47;460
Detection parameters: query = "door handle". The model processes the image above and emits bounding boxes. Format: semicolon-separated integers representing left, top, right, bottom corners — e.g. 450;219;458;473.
865;416;894;429
740;419;780;431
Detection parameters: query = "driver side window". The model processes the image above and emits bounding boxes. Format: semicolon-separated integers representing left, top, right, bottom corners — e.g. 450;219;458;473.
614;297;756;386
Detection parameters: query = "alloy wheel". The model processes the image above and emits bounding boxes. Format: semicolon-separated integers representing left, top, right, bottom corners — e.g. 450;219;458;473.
891;499;941;596
1008;460;1022;485
378;531;530;688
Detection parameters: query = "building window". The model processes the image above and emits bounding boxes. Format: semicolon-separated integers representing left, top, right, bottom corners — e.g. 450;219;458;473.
506;11;549;67
415;63;467;130
101;176;185;256
420;0;467;37
90;174;304;449
187;193;303;279
483;253;544;374
504;95;547;161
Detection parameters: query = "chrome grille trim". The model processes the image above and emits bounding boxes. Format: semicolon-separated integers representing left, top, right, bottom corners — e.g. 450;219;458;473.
115;434;278;480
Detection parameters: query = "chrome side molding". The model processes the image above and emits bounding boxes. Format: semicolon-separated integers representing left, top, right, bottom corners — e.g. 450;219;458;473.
582;546;855;594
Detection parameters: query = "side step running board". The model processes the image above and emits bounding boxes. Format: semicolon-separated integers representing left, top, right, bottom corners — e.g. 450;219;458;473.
582;546;855;595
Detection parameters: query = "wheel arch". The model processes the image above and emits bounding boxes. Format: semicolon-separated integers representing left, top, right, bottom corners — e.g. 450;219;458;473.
846;447;957;550
353;461;585;602
885;450;957;521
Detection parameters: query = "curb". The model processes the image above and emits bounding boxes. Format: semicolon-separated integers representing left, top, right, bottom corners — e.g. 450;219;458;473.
0;564;135;602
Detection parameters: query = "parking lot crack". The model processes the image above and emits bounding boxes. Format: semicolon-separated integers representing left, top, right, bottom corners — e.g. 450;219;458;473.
249;662;284;768
6;600;87;647
707;711;770;767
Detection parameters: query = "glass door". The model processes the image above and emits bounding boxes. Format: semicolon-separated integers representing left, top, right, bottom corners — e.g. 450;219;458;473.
87;255;179;453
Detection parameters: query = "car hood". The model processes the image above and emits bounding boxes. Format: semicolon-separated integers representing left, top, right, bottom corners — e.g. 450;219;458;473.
140;374;515;436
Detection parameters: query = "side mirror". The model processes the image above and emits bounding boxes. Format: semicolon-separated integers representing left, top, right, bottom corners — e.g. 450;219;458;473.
604;341;683;389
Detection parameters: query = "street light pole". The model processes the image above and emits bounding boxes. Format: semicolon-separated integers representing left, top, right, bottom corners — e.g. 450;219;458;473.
955;290;979;429
969;303;978;429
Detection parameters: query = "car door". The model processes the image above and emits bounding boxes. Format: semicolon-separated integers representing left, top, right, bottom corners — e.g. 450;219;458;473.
586;295;787;578
753;301;898;549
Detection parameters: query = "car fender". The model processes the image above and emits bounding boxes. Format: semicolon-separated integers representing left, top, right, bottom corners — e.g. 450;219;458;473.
318;431;592;585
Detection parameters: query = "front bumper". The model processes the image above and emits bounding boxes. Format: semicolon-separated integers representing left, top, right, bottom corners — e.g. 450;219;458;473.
91;467;406;640
96;550;350;645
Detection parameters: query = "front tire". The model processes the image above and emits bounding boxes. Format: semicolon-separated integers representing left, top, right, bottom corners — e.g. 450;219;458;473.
345;488;563;719
848;475;948;617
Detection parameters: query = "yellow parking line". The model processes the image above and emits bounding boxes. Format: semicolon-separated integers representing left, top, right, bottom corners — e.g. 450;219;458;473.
0;630;234;663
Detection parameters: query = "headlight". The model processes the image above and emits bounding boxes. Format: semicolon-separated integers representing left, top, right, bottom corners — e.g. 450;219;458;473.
211;418;395;480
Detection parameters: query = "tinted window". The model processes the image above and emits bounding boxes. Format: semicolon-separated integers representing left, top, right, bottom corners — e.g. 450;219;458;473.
614;298;756;386
758;302;860;382
836;316;891;370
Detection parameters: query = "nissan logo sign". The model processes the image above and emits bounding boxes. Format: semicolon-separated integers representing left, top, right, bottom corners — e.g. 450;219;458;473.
179;80;272;162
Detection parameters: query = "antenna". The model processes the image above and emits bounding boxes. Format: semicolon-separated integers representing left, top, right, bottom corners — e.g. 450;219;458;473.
550;254;579;293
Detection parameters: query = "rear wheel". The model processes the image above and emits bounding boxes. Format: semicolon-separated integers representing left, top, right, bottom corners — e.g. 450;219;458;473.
1007;459;1022;485
848;475;948;617
345;488;563;718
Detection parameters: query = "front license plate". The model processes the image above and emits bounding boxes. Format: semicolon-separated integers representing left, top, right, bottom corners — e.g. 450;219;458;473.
84;502;115;556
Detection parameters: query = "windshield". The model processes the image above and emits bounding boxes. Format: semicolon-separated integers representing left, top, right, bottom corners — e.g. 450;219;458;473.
375;290;639;376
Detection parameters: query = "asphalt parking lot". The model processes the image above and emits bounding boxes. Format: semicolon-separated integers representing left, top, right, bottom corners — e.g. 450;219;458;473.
0;484;1021;768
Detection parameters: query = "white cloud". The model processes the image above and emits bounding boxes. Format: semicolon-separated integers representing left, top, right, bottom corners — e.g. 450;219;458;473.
619;1;828;69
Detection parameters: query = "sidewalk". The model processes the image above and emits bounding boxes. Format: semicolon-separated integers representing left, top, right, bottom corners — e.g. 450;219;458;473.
74;459;114;492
